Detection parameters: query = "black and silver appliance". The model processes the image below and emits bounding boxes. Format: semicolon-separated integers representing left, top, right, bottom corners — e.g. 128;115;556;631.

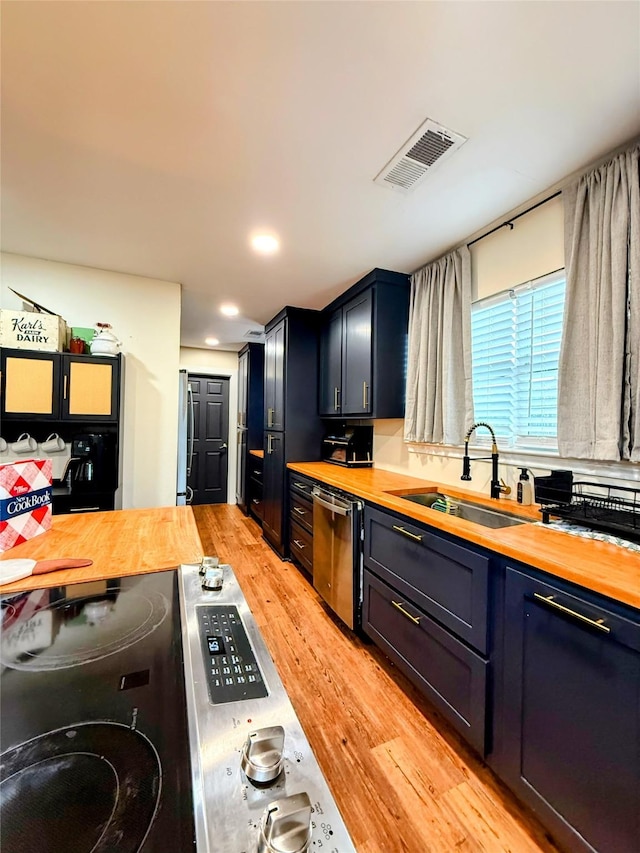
321;425;373;468
68;433;116;490
179;561;356;852
311;485;364;630
0;570;194;852
53;431;118;514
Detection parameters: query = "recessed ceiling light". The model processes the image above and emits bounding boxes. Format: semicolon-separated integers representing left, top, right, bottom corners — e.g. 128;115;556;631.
220;304;239;317
205;336;220;346
251;234;280;255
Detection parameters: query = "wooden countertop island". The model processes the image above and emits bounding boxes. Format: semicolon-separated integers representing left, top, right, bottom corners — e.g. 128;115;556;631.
0;506;203;594
289;462;640;611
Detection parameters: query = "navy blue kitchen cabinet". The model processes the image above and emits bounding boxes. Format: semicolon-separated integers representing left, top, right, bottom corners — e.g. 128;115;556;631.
318;269;410;419
264;318;285;431
500;564;640;853
362;505;492;753
262;431;285;547
261;307;323;556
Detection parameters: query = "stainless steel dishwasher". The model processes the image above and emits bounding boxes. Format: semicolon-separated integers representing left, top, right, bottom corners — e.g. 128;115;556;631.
312;485;363;630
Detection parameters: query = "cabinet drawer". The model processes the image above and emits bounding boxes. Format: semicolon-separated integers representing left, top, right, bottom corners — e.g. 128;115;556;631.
290;520;313;574
249;459;263;485
289;474;315;499
289;492;313;534
363;569;487;754
364;506;489;653
249;481;264;522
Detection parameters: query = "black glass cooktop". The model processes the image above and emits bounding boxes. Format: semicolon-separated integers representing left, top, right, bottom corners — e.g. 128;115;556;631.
0;570;194;853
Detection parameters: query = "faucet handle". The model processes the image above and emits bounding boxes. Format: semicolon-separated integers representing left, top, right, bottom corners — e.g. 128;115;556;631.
499;479;511;496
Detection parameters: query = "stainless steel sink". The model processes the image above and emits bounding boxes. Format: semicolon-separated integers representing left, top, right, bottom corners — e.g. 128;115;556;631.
399;492;530;529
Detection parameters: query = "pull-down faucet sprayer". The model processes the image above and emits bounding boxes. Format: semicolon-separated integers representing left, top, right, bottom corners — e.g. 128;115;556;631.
461;422;511;500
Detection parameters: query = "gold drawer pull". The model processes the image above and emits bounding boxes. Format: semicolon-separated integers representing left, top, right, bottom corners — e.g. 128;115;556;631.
392;525;423;543
391;600;420;625
533;593;611;634
293;506;307;516
293;539;306;549
293;482;308;489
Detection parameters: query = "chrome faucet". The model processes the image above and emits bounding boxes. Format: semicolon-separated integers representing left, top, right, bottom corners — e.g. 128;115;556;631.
461;422;511;500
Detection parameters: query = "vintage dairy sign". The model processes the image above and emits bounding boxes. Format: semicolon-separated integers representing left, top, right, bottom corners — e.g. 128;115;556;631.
0;309;69;352
0;459;53;551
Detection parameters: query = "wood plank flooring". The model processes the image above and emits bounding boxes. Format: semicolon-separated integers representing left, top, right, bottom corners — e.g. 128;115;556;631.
194;505;561;853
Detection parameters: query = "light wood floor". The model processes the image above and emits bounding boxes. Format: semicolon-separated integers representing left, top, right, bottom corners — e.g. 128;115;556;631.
194;505;561;853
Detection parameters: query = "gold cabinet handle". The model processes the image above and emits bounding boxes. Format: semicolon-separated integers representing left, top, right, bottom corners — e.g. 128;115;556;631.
293;506;307;516
334;386;340;411
392;525;423;543
267;407;274;427
63;375;68;399
293;539;306;549
391;600;420;625
293;482;308;489
267;434;273;454
533;593;611;634
362;381;369;409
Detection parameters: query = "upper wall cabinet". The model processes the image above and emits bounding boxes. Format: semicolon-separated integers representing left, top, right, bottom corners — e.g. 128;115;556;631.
318;269;410;419
1;348;122;422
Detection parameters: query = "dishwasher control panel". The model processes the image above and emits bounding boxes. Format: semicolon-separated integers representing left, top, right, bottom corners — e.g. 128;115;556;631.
197;604;268;704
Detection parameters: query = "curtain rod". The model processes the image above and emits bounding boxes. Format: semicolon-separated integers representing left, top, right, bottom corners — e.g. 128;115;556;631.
467;190;562;249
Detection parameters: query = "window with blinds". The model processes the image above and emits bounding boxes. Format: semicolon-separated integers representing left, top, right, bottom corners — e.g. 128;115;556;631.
471;270;566;450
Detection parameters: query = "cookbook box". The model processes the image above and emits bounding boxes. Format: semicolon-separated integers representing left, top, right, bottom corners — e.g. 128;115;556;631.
0;459;53;552
0;308;70;352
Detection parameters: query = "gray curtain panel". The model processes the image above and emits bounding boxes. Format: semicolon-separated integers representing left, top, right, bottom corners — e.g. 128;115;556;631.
558;144;640;461
404;245;473;445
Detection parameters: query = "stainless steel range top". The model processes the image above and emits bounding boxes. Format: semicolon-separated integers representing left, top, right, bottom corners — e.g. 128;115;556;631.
179;562;356;853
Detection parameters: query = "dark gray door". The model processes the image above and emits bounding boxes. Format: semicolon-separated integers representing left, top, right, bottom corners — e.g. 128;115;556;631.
262;431;284;548
264;319;285;430
501;566;640;853
319;308;343;416
188;374;229;505
342;290;372;415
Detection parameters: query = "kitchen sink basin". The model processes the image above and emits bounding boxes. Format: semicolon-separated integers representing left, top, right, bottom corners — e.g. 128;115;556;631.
399;492;531;529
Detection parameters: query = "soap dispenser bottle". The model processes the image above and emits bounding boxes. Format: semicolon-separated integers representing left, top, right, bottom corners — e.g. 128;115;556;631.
517;468;533;505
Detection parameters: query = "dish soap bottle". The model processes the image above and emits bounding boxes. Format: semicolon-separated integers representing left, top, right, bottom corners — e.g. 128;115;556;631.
517;468;533;505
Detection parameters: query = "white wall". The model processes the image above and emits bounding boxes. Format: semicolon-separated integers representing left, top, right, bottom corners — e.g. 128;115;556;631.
1;252;182;508
179;346;239;504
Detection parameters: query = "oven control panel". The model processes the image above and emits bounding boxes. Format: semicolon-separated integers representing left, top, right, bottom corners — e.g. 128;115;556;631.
197;605;268;704
180;563;356;852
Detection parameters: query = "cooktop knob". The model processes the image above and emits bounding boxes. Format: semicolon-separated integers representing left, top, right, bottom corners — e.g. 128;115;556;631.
257;792;312;853
241;725;285;785
201;566;223;591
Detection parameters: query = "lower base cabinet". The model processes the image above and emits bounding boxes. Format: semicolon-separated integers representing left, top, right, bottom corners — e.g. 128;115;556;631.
501;565;640;853
363;569;488;754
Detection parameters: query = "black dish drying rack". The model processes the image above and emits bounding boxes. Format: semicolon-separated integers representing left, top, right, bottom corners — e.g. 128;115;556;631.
538;479;640;542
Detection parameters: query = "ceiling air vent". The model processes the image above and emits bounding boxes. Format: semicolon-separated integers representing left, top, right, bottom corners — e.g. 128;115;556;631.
244;329;265;341
374;118;468;193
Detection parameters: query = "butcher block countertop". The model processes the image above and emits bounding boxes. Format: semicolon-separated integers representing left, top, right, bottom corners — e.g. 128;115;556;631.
289;462;640;612
0;506;203;594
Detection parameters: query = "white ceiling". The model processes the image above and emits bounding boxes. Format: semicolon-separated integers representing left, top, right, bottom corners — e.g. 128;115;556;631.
2;1;639;350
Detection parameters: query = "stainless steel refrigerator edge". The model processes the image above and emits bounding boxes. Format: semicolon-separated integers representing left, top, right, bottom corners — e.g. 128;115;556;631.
177;370;194;506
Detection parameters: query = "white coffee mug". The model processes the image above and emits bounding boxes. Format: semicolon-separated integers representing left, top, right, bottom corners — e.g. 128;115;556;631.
10;433;38;454
0;437;7;452
41;433;66;453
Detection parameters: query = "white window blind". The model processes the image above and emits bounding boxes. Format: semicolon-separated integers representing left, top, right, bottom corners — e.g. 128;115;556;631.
471;270;566;450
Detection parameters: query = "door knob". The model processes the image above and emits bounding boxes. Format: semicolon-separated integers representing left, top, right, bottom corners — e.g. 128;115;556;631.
220;443;228;450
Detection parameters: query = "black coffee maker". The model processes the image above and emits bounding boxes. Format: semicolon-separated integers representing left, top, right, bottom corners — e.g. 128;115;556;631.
69;433;117;492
